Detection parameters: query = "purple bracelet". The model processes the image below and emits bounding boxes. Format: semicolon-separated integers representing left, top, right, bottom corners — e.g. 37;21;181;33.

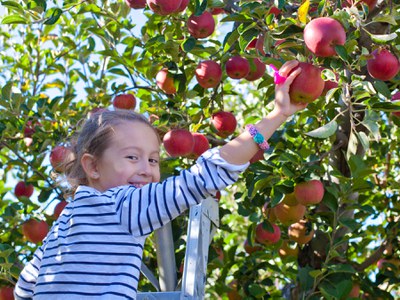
245;124;270;152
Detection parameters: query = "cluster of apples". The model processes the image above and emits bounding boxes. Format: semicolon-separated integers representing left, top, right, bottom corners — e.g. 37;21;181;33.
162;111;237;158
245;179;325;260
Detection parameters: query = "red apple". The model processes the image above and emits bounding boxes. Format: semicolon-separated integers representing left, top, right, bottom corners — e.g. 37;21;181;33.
50;145;72;173
211;111;237;138
391;91;400;117
175;0;189;12
244;239;263;254
225;56;250;79
22;219;49;244
14;181;34;199
289;62;325;103
294;179;325;206
113;93;136;110
255;34;266;56
255;222;281;245
246;38;258;50
249;149;264;164
125;0;146;9
195;60;222;88
269;6;281;16
146;0;182;15
187;11;215;39
53;200;68;219
304;17;346;57
273;202;306;225
0;286;14;300
322;80;339;96
344;0;377;11
245;58;266;81
163;129;194;157
288;219;314;244
23;120;42;138
156;68;176;94
367;48;399;81
191;132;210;158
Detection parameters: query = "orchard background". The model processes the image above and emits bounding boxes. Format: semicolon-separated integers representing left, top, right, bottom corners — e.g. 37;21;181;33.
1;0;400;299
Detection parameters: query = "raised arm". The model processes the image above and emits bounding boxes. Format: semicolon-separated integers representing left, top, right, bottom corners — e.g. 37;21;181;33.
219;60;307;165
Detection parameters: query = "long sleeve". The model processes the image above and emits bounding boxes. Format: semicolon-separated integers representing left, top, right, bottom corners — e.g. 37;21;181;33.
14;245;44;300
116;148;249;236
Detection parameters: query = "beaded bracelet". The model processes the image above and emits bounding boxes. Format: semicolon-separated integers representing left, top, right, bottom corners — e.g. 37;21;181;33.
245;124;270;152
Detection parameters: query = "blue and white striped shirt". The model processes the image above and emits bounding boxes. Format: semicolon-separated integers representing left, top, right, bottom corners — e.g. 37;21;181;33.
15;148;248;299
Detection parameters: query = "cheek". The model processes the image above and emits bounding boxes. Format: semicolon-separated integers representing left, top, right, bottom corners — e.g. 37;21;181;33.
153;167;161;182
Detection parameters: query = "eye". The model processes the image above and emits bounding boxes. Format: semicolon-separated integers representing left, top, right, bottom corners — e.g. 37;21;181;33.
126;155;139;160
149;158;159;164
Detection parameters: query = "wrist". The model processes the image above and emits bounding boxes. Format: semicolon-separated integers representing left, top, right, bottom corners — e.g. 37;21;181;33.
268;108;290;123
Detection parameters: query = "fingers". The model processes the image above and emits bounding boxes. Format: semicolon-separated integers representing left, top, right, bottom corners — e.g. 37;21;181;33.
278;60;299;77
283;67;301;86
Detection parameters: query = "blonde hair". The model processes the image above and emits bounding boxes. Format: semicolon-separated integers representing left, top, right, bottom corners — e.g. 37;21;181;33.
64;110;159;191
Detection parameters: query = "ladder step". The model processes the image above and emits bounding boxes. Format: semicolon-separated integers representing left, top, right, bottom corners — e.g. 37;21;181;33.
136;291;182;300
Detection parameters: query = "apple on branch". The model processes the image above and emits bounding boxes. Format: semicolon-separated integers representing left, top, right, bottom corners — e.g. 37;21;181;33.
288;219;314;245
163;129;194;157
211;111;237;138
288;62;325;103
245;58;266;81
187;11;215;39
190;132;210;158
294;179;325;206
225;56;250;79
113;93;136;110
0;286;14;300
146;0;182;15
304;17;346;57
125;0;146;9
255;222;281;245
14;181;34;199
195;60;222;88
367;48;400;81
156;68;176;94
53;200;68;219
50;145;73;173
21;219;49;244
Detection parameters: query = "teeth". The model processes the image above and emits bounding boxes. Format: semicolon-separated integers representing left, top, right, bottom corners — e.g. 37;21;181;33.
131;183;144;188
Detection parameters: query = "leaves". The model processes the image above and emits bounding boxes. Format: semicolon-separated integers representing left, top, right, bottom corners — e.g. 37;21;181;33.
305;120;338;139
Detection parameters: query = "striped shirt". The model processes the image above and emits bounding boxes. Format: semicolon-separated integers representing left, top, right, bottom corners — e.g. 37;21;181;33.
15;148;248;300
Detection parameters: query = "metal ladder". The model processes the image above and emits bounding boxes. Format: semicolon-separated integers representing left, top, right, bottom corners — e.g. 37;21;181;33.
137;197;219;300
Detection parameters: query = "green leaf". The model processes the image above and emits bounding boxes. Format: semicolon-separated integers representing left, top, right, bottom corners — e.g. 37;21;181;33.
371;101;400;111
356;131;369;153
181;37;196;52
1;15;27;24
2;0;25;13
248;283;266;296
372;15;397;25
373;81;392;98
44;8;63;25
194;0;207;16
270;187;284;207
370;33;398;43
335;45;348;60
305;120;337;139
1;81;13;100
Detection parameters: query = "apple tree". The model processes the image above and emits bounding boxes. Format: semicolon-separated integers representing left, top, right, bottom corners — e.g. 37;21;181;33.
0;0;400;299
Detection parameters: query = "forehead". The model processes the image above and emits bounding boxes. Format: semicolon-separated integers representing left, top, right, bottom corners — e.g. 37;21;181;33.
111;120;160;148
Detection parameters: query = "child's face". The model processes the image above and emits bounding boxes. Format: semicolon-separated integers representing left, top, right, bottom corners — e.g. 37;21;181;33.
91;120;161;192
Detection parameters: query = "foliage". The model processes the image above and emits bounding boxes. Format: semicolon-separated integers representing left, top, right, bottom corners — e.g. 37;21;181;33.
0;0;400;299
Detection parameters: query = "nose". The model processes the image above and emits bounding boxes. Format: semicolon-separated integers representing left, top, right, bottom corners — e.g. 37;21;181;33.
138;159;152;176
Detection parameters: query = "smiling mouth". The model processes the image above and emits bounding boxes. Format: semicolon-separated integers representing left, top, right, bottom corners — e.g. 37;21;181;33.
130;182;147;188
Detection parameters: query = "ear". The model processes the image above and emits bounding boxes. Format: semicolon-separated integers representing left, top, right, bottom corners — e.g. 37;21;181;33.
81;153;100;180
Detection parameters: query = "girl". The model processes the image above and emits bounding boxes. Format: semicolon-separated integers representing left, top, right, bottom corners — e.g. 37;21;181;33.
15;60;306;299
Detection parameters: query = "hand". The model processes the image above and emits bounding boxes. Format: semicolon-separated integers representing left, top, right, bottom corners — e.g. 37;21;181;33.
273;60;308;118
